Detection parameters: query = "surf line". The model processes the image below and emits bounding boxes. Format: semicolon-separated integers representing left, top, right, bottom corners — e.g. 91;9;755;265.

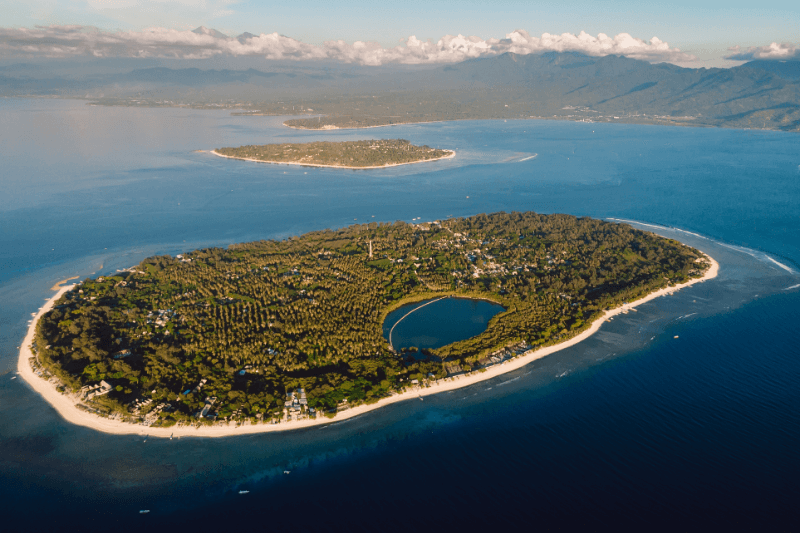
766;256;795;274
388;297;448;350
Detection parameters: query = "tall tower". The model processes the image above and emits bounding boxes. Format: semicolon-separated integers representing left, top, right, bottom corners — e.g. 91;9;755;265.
368;240;373;259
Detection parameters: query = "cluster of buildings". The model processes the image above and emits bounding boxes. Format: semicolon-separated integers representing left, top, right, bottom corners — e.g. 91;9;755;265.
478;341;533;368
283;388;319;421
80;380;113;401
196;397;217;419
146;308;175;329
128;398;173;425
142;403;172;425
189;378;207;395
130;397;153;412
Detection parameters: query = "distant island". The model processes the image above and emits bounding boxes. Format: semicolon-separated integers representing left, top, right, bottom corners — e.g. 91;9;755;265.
22;212;716;436
212;139;455;169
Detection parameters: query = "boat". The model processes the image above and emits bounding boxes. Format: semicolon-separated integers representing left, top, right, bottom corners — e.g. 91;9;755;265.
283;470;290;474
139;510;150;514
238;490;249;494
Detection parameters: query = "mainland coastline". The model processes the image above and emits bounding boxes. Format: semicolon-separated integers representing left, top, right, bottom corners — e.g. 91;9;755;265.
17;249;719;439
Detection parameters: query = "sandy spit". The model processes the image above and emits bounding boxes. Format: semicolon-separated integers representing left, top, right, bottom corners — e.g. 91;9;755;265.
18;253;718;438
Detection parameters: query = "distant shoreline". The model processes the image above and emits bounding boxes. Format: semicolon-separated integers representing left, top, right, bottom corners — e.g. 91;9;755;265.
283;119;448;131
17;248;719;439
209;149;456;169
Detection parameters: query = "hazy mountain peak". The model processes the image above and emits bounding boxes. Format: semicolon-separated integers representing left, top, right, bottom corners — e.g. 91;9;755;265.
237;32;257;44
192;26;228;39
738;59;800;80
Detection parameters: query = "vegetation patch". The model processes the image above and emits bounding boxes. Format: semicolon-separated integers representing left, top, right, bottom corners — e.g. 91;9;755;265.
215;139;452;168
35;212;710;425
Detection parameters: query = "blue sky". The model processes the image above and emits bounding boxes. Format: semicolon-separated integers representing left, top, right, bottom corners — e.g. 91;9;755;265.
2;0;798;66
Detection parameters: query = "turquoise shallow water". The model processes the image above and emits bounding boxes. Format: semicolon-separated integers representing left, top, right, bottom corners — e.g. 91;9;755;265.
1;99;799;531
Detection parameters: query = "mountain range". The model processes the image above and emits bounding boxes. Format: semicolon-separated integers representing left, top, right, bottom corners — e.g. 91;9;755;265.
1;47;797;131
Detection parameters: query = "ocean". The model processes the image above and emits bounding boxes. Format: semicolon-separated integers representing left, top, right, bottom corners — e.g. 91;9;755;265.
1;99;798;531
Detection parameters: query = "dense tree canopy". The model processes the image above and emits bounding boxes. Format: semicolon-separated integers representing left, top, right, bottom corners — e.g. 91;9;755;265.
215;139;451;168
35;212;709;425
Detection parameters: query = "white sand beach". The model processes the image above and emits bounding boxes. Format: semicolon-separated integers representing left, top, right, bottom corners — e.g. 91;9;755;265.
284;119;448;131
210;149;455;170
18;252;718;439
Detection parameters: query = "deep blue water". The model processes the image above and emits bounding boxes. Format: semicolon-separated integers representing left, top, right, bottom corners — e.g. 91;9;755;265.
1;99;799;531
383;297;505;350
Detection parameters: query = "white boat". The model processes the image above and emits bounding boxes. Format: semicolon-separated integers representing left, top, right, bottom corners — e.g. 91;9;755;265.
238;490;249;494
139;510;150;514
283;470;290;474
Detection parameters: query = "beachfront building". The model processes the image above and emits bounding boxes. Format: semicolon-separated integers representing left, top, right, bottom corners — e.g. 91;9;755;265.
80;380;113;400
283;388;314;421
198;397;217;418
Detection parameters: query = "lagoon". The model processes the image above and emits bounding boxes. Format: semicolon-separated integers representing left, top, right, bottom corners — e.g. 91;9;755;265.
383;297;505;351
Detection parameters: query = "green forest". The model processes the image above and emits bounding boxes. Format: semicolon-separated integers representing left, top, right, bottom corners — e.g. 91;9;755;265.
35;212;709;426
215;139;452;167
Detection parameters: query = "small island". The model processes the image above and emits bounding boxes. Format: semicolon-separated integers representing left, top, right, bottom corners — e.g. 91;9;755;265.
212;139;455;169
23;212;716;436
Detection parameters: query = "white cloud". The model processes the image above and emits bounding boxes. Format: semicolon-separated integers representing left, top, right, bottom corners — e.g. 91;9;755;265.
0;25;696;64
86;0;235;9
498;30;693;63
725;42;799;61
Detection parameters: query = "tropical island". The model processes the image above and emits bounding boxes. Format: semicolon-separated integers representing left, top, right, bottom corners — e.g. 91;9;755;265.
212;139;454;169
24;212;715;435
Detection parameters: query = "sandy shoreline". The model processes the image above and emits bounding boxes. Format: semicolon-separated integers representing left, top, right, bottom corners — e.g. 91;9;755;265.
49;276;78;291
210;149;456;170
18;250;718;439
283;119;448;131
